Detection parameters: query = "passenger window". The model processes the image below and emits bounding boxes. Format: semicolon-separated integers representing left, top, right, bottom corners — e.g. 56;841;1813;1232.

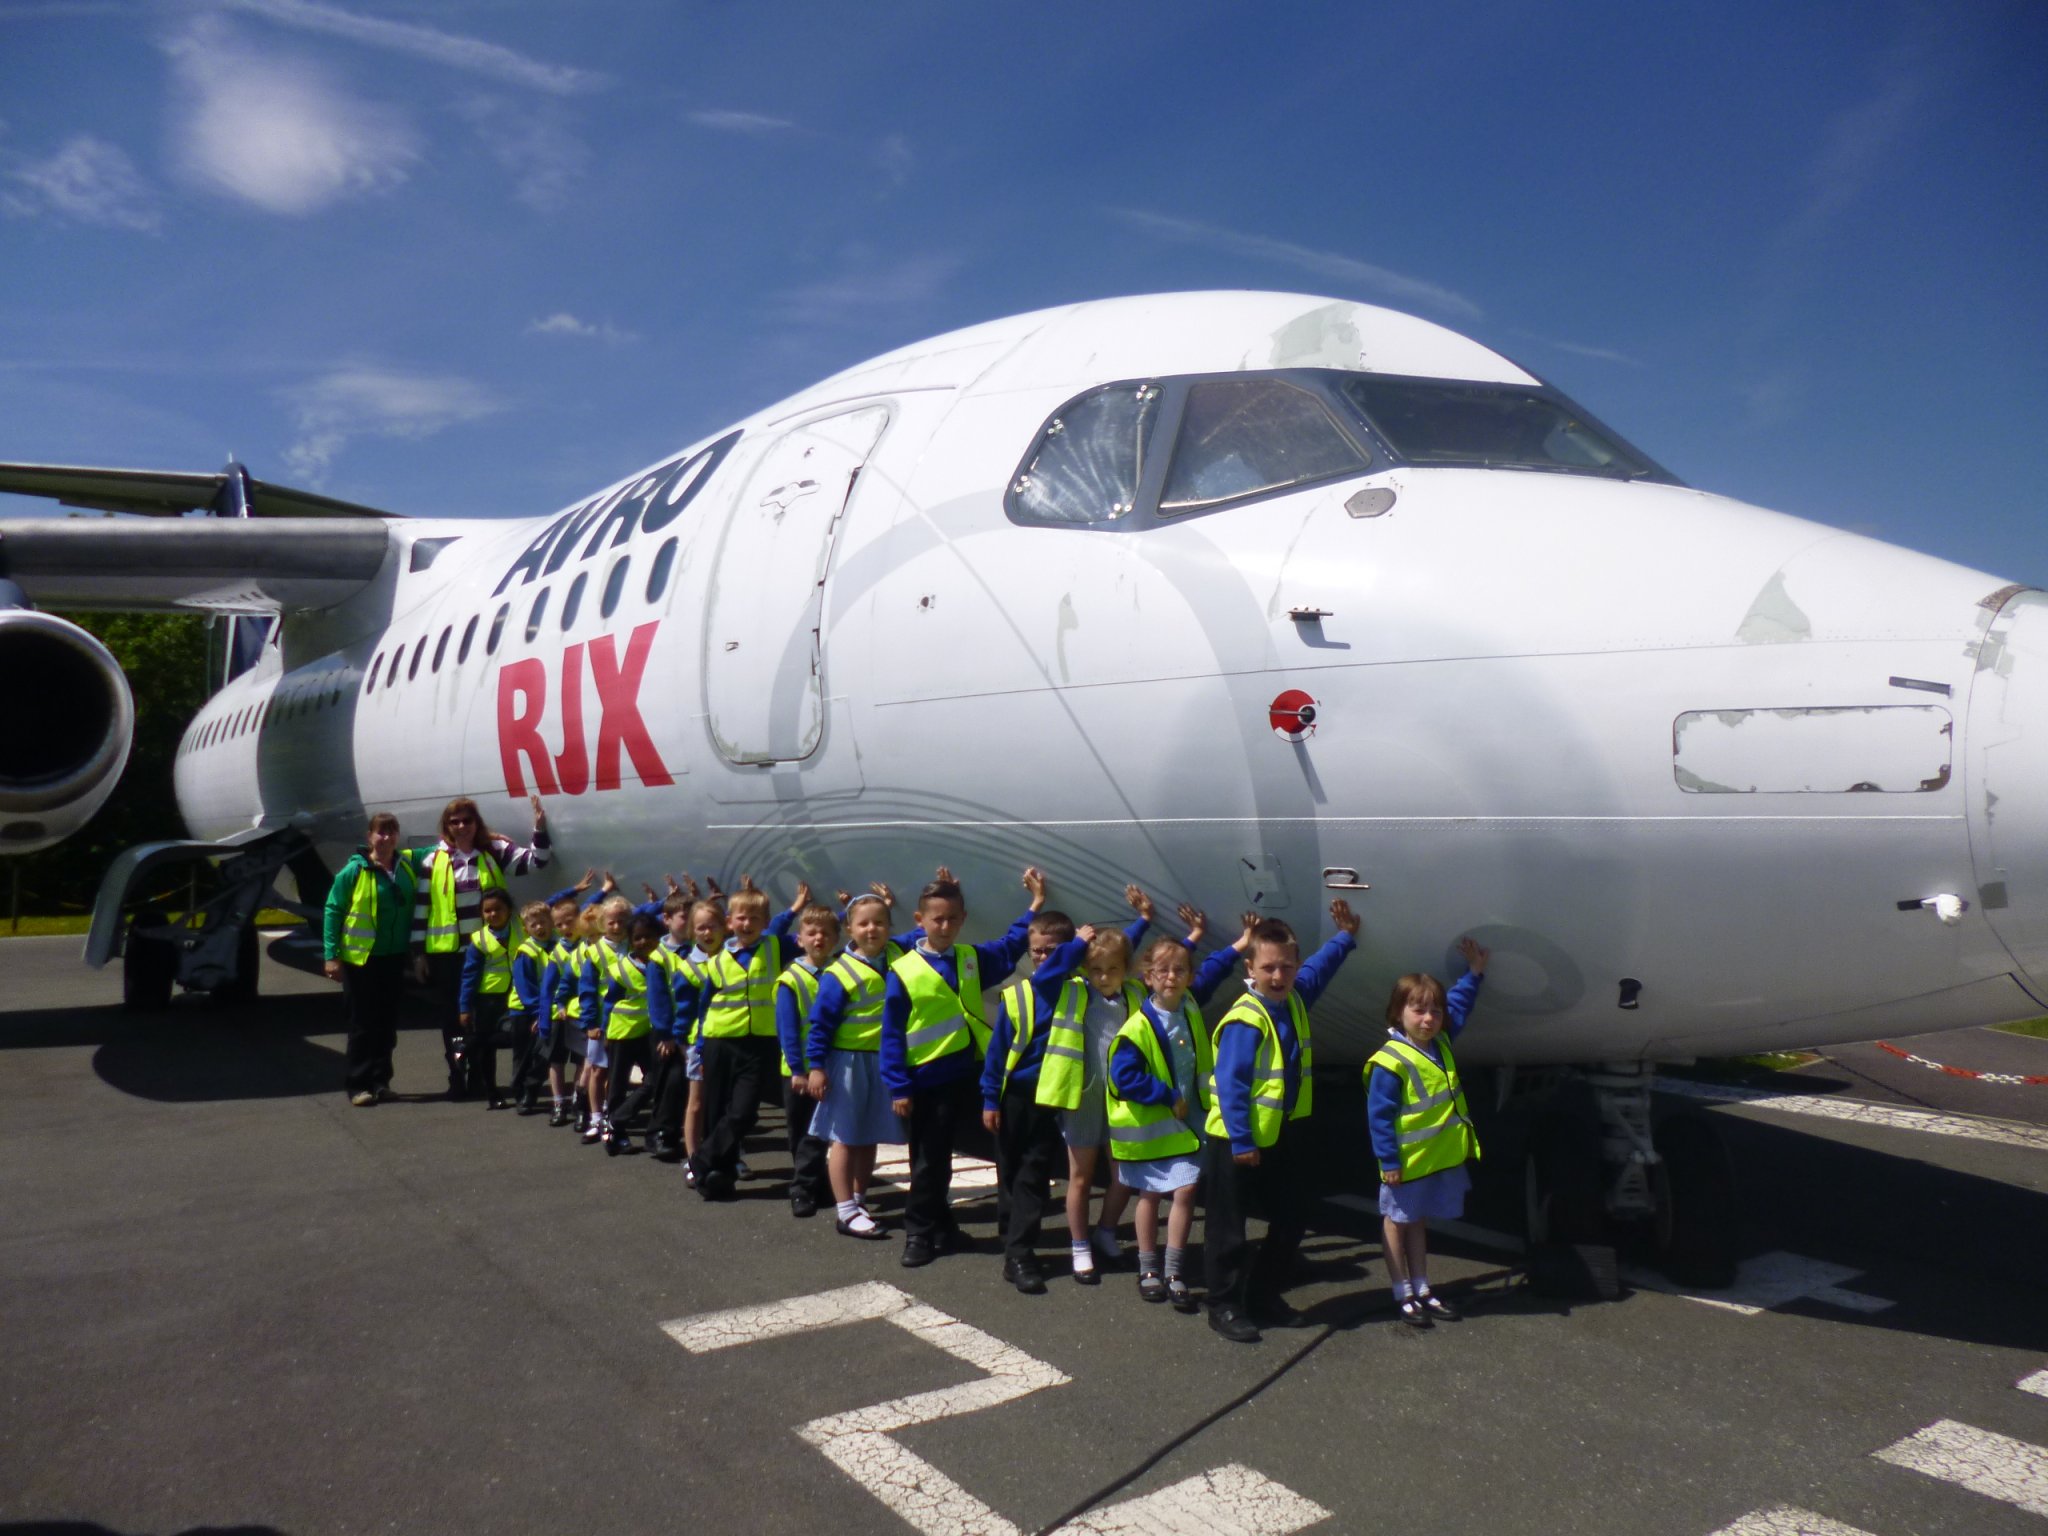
486;602;509;656
407;636;427;681
457;615;478;665
432;626;452;672
525;588;550;642
366;653;383;693
1009;382;1161;524
601;556;630;619
646;538;678;604
1160;378;1369;513
562;572;587;631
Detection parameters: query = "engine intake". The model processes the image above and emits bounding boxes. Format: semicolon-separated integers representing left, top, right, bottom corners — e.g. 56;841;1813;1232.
0;608;135;853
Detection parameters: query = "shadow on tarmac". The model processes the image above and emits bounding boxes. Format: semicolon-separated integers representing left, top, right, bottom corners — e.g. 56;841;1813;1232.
3;1526;286;1535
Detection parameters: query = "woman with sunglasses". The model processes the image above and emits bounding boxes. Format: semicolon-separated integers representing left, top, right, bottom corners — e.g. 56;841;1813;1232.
411;793;553;1098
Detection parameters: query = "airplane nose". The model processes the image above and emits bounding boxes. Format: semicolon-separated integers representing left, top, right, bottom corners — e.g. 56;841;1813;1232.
1964;586;2048;997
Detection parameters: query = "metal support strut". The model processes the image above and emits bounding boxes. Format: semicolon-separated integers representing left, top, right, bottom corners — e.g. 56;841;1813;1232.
1586;1061;1660;1222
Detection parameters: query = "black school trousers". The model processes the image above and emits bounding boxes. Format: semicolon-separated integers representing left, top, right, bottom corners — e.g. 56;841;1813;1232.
692;1035;778;1186
904;1072;978;1243
994;1082;1065;1264
783;1080;830;1207
341;952;405;1096
506;1008;543;1101
1202;1125;1307;1315
425;950;466;1094
647;1040;691;1142
466;994;507;1101
605;1033;657;1126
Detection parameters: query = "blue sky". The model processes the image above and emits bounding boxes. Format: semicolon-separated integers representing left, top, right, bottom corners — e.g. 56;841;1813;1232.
3;0;2044;580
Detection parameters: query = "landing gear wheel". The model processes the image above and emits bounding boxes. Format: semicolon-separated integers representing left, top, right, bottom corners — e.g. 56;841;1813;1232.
216;921;260;1007
1649;1111;1738;1288
122;908;176;1012
1524;1111;1604;1247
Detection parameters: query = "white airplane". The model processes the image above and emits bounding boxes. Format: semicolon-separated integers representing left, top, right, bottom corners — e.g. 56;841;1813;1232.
3;289;2040;1278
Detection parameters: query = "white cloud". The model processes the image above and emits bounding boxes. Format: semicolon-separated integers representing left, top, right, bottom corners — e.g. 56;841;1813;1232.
1512;330;1640;367
771;253;961;328
3;135;159;230
166;19;418;215
874;132;913;186
218;0;604;95
527;312;637;344
1788;60;1925;243
460;95;586;210
1110;208;1482;321
689;109;795;134
281;365;502;482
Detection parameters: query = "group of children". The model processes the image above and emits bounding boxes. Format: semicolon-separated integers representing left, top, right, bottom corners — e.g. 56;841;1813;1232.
449;861;1489;1343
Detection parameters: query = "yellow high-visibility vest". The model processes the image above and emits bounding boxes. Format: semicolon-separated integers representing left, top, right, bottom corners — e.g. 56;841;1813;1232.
1366;1033;1480;1180
1203;992;1314;1148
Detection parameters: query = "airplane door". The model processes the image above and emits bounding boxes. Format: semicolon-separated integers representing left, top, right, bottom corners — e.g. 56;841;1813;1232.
702;405;888;764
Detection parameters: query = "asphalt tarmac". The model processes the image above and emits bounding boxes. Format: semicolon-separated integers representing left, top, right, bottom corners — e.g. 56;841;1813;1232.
4;934;2047;1536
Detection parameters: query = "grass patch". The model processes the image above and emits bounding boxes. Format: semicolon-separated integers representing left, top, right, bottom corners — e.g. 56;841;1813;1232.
1993;1016;2048;1040
2;910;305;938
1729;1049;1822;1072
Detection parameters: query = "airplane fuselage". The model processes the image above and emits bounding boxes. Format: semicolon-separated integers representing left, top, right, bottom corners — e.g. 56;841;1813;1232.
165;292;2048;1066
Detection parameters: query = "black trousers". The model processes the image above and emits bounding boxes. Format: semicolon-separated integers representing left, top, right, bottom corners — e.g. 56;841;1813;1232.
467;994;506;1101
994;1083;1065;1263
605;1033;657;1125
648;1042;691;1141
1202;1126;1307;1315
425;951;466;1094
692;1036;777;1185
784;1081;830;1206
904;1074;977;1243
505;1009;542;1102
341;953;405;1096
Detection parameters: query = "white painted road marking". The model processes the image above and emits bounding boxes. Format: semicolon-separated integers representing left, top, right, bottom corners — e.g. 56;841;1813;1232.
1621;1251;1891;1317
662;1283;1328;1536
1875;1418;2048;1515
1057;1464;1330;1535
1660;1077;2048;1152
1705;1508;1879;1536
871;1150;1001;1200
2018;1368;2048;1399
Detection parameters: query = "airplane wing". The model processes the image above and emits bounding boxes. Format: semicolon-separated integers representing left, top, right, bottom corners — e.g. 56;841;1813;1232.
0;515;394;614
0;461;397;519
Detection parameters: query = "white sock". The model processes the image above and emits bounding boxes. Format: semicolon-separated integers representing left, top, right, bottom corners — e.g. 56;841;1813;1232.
844;1207;878;1234
1071;1239;1095;1273
836;1199;859;1220
1138;1247;1159;1274
1394;1278;1413;1301
1415;1271;1430;1295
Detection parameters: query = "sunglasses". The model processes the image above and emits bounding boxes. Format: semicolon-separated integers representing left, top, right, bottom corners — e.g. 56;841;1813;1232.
446;815;476;826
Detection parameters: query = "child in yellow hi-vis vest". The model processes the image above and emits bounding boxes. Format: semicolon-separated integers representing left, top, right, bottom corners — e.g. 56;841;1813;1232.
1202;900;1360;1343
1368;936;1488;1328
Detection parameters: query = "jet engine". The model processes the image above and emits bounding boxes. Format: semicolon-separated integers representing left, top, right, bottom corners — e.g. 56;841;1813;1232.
0;595;135;855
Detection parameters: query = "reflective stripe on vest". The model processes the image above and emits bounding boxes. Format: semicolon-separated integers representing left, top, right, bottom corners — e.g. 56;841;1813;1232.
996;978;1035;1099
1104;1005;1202;1162
824;948;894;1052
890;947;986;1067
776;962;820;1075
1035;977;1145;1110
1202;991;1314;1149
338;851;412;966
603;943;651;1040
557;940;588;1019
701;936;782;1038
1366;1032;1479;1180
470;925;514;996
424;847;505;953
511;936;548;1013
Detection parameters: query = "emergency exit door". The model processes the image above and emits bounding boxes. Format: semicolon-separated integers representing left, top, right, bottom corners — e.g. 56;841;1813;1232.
702;404;888;764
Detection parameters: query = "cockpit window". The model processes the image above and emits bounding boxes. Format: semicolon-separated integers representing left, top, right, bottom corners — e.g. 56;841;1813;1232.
1337;376;1664;480
1159;378;1371;514
1009;382;1161;524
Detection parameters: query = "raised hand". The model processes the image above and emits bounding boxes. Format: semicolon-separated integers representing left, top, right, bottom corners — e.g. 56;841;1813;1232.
1457;935;1490;974
1124;883;1155;921
871;881;895;908
574;867;597;893
1177;903;1207;946
791;880;813;912
1021;866;1048;908
1330;898;1361;936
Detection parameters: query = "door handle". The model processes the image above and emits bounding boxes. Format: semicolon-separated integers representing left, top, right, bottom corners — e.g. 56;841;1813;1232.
1322;867;1371;891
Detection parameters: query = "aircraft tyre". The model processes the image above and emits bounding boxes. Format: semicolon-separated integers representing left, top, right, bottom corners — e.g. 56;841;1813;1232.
1523;1111;1604;1249
1647;1111;1738;1289
216;921;261;1008
122;908;176;1013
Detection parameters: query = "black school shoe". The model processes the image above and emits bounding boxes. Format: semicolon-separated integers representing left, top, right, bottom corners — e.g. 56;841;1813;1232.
901;1236;936;1268
548;1104;572;1127
1167;1277;1198;1314
1137;1269;1167;1303
791;1192;819;1219
1417;1290;1462;1322
1002;1258;1047;1295
1207;1306;1260;1343
1398;1295;1433;1329
649;1134;683;1163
